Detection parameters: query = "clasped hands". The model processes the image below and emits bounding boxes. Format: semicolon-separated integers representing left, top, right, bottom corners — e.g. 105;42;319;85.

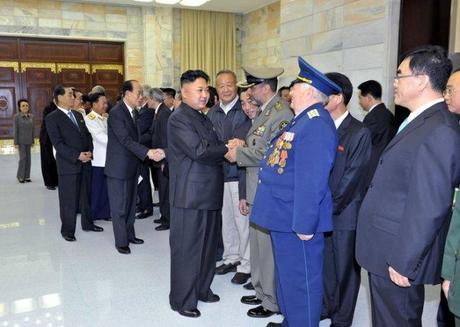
148;148;165;162
225;138;245;162
78;151;92;163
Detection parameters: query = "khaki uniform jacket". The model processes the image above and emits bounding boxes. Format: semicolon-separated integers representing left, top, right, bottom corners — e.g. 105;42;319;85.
442;188;460;317
236;95;293;204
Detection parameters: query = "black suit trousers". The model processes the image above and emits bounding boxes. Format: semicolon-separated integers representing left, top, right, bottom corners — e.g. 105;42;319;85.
322;230;361;326
40;143;58;187
107;176;137;247
368;272;424;327
157;166;170;221
58;168;93;237
137;161;153;212
169;207;219;311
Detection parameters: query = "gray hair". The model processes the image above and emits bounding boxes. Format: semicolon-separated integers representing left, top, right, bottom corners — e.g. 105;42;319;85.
148;88;164;102
302;83;329;105
143;84;152;96
90;85;105;94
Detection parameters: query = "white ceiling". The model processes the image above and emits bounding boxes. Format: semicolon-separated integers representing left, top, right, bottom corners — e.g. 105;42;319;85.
61;0;278;14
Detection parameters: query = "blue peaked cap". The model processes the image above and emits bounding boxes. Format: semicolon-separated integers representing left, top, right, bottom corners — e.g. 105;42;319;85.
295;57;342;96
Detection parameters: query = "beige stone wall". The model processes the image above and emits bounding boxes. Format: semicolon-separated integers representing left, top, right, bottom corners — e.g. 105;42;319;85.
0;0;176;86
239;2;281;80
279;0;401;119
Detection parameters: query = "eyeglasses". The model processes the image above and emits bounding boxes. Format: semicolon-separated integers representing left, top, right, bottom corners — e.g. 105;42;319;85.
394;74;421;80
443;88;457;97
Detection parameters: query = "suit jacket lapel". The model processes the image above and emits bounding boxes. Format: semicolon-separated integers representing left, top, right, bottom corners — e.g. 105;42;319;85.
121;101;136;131
58;109;80;133
337;114;352;141
383;104;440;154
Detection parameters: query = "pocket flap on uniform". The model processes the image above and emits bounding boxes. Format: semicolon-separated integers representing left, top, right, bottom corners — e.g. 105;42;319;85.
372;215;400;235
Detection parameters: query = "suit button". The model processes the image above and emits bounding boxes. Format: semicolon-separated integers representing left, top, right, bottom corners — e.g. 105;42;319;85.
379;159;383;165
270;145;273;148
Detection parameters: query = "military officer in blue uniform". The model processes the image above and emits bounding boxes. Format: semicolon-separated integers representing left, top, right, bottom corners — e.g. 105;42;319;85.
251;57;340;327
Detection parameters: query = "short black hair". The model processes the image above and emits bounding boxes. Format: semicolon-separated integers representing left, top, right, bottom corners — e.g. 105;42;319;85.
358;80;382;99
17;98;29;108
180;70;209;86
207;86;218;108
400;45;452;93
87;92;105;104
325;72;353;106
262;78;278;93
277;86;290;96
53;85;66;102
161;87;177;99
122;80;137;97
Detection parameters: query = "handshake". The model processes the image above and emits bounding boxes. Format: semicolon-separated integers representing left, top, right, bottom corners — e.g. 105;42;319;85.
225;138;246;162
78;151;92;163
147;148;166;162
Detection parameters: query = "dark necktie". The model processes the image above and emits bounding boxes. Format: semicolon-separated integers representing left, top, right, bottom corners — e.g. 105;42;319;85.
132;109;138;125
67;111;79;130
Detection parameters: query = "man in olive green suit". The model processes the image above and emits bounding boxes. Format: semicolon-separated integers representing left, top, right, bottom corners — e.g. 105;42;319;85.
442;189;460;325
226;67;293;318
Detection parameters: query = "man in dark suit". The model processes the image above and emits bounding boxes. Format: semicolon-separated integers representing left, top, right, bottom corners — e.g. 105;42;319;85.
105;80;157;254
39;100;59;190
146;87;172;231
166;70;227;318
357;80;395;186
356;45;460;326
136;85;154;220
46;85;103;242
321;72;372;326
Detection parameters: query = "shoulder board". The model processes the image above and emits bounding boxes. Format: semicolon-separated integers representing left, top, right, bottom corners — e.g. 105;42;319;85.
87;112;96;120
307;109;320;119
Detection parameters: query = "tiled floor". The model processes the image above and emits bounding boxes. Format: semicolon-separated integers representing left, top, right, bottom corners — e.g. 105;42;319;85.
0;153;440;327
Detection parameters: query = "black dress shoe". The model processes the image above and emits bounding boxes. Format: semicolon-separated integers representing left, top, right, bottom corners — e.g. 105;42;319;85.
199;293;220;303
231;272;250;285
63;235;76;242
266;323;282;327
178;309;201;318
83;225;104;232
25;179;31;182
241;295;262;305
137;211;153;219
243;282;254;290
116;246;131;254
215;261;240;275
18;180;25;183
154;216;167;224
46;186;56;190
247;305;278;318
155;223;169;231
129;237;144;244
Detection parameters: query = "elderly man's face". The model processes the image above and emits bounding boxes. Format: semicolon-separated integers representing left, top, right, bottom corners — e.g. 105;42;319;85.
444;72;460;114
289;83;310;112
58;87;75;109
125;81;144;108
240;91;258;119
181;78;209;111
216;73;237;105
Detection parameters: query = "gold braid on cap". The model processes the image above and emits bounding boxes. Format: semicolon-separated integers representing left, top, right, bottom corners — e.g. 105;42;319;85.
296;75;312;84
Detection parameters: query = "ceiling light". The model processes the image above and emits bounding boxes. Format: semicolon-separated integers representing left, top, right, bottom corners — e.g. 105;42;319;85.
180;0;209;6
155;0;181;4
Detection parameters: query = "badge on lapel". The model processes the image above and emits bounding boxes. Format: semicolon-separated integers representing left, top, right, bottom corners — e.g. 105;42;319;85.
275;102;282;111
278;120;289;130
337;145;345;152
253;125;266;136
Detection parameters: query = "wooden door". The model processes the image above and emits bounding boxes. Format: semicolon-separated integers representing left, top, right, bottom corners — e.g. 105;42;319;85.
20;63;56;137
0;62;20;138
91;64;124;103
57;63;91;94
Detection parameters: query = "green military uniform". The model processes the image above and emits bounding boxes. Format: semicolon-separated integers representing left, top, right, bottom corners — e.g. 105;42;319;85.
236;89;293;313
442;188;460;325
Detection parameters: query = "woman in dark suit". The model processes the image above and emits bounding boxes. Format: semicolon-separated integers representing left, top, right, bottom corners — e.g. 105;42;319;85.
14;99;34;183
